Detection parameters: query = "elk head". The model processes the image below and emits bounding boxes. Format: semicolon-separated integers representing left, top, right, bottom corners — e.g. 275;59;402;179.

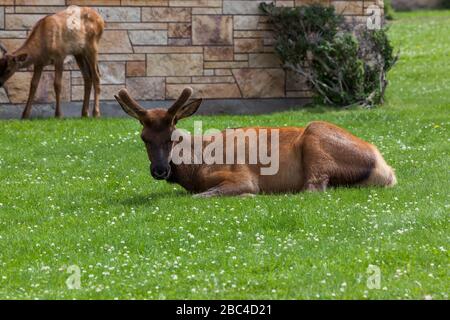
0;43;28;87
115;87;202;180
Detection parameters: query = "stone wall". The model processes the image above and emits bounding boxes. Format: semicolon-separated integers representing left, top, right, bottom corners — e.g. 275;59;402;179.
0;0;384;107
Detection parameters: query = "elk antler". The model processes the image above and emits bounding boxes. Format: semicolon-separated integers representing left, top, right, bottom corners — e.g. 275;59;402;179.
168;87;193;116
0;43;7;55
114;88;147;120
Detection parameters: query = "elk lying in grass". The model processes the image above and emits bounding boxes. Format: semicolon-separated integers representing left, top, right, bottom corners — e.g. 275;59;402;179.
115;87;397;197
0;6;104;119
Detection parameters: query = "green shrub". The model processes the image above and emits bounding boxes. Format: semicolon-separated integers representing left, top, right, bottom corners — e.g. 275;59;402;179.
260;3;398;108
384;0;394;20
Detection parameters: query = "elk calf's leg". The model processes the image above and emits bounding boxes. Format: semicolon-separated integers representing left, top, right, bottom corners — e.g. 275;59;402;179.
54;62;64;118
85;50;101;117
75;55;92;117
92;64;101;118
21;65;43;119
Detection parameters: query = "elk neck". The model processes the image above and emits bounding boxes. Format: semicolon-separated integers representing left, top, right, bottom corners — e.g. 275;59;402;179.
11;23;43;67
167;132;204;193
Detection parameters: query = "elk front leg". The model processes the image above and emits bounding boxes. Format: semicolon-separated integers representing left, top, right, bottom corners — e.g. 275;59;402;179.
21;65;43;119
54;61;64;118
193;171;259;198
194;184;258;198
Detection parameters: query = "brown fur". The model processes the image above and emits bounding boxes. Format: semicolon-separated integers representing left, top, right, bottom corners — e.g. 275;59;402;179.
0;6;104;119
115;88;397;197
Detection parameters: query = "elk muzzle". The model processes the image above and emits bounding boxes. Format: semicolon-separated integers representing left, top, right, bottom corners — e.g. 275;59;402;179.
150;164;171;180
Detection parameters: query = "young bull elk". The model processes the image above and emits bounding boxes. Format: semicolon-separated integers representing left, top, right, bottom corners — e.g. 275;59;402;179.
0;6;104;119
115;87;396;197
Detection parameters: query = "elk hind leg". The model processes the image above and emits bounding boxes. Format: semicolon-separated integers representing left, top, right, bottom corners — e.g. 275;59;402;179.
54;61;64;118
92;63;101;117
360;149;397;187
300;139;332;192
304;174;330;192
85;50;101;118
75;54;92;118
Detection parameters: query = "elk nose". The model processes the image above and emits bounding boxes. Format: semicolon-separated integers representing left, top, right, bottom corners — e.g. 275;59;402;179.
151;166;170;180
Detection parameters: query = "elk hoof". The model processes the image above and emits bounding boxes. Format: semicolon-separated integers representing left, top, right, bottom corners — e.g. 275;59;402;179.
239;193;256;198
93;111;101;118
305;182;328;192
193;193;210;198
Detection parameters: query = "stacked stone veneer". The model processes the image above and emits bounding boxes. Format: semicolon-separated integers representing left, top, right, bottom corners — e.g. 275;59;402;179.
0;0;384;105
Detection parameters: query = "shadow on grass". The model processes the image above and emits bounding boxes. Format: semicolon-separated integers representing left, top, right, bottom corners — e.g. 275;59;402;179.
118;190;189;206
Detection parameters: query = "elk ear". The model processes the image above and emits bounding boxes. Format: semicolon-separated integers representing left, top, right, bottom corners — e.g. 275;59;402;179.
173;98;202;122
168;87;193;116
114;88;147;121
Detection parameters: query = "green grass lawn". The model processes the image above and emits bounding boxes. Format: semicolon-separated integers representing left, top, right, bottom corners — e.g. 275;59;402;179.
0;11;449;300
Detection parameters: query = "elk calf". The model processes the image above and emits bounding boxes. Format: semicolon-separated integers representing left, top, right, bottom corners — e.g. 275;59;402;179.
115;87;397;197
0;6;104;119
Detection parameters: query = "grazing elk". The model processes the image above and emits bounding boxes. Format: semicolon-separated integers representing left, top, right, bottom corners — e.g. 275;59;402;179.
115;87;396;197
0;6;104;119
